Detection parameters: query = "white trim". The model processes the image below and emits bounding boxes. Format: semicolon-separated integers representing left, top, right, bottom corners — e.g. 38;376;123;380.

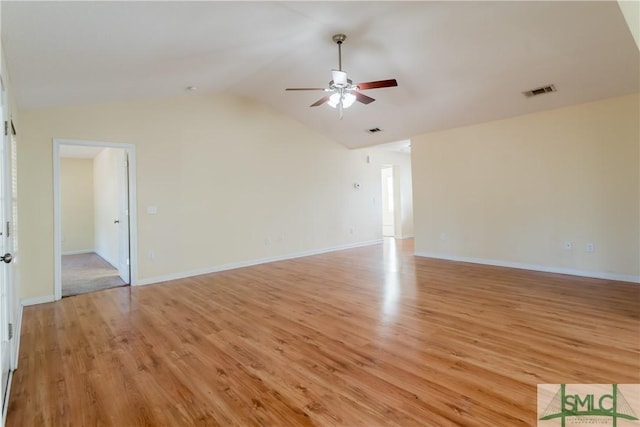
415;252;640;283
61;250;94;256
53;138;138;302
396;234;414;240
12;304;22;370
137;239;383;287
2;370;12;427
2;303;23;427
20;295;56;307
53;141;62;300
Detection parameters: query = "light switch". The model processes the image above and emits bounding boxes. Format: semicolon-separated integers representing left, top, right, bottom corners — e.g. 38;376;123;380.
147;206;158;215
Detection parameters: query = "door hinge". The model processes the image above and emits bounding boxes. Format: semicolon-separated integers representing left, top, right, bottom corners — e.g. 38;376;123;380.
6;221;10;238
4;121;7;136
8;323;13;340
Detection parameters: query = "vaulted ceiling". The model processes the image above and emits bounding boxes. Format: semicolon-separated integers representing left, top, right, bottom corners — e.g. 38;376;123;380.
2;1;638;149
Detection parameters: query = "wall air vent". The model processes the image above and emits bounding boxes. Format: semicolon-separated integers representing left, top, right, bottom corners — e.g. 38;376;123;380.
368;127;382;134
523;84;557;98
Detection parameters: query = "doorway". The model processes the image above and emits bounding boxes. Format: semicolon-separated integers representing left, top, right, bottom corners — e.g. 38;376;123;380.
381;165;395;237
53;139;138;300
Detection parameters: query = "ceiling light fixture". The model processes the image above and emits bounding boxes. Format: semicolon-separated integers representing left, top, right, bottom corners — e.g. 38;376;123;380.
328;92;356;109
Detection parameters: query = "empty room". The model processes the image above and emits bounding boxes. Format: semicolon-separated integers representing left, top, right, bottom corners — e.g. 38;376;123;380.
1;2;639;426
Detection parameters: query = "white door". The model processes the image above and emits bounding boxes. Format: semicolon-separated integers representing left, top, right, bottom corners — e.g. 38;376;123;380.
0;76;14;420
117;150;130;284
381;166;395;237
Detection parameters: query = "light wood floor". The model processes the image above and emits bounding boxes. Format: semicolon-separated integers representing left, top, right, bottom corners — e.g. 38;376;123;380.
7;239;639;426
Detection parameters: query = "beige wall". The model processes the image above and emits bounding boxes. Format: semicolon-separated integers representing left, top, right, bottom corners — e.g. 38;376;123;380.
411;94;639;281
60;158;94;253
93;148;121;266
18;93;412;299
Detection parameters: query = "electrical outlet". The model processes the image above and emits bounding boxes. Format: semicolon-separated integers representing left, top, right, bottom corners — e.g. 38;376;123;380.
564;241;572;250
586;243;595;253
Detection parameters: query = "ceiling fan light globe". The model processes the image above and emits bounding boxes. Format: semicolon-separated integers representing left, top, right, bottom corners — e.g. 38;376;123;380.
328;92;341;108
327;92;356;109
342;93;356;108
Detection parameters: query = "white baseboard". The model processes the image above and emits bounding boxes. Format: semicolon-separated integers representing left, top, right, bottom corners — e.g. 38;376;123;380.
415;252;640;283
61;249;94;256
396;234;414;240
21;295;56;306
137;239;383;287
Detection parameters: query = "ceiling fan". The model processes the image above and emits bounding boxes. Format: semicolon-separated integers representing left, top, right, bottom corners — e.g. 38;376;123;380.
286;34;398;119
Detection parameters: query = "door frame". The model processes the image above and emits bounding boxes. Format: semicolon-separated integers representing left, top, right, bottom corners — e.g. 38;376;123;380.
381;164;404;238
53;138;138;300
0;76;16;427
380;165;396;237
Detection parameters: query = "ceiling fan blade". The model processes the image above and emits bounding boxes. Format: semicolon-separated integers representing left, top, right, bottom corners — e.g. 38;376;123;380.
286;88;328;91
356;79;398;90
352;91;375;105
310;95;331;107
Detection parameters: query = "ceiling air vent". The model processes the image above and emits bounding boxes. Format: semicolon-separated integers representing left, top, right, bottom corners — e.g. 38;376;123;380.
523;84;557;98
368;127;382;134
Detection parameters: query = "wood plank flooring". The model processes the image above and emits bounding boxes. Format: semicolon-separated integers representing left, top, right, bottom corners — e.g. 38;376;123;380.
7;239;640;426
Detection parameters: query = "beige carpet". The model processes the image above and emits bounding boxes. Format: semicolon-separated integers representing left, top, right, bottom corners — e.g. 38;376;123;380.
62;253;127;297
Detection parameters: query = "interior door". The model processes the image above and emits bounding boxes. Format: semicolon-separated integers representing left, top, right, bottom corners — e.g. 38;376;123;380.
0;75;13;419
117;150;130;284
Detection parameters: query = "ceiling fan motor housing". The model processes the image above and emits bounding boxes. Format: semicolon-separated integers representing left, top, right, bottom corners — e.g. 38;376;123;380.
331;70;349;88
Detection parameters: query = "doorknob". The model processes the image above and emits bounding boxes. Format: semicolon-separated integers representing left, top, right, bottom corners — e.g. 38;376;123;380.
114;220;120;224
1;253;12;264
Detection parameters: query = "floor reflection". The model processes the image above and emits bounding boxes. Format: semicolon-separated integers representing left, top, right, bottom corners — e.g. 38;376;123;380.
382;271;400;321
380;237;404;328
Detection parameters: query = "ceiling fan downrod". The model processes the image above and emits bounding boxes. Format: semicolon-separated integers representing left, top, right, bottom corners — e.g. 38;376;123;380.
332;34;346;71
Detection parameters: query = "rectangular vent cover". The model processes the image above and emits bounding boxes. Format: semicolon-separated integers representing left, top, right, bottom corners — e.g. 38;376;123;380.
523;84;557;98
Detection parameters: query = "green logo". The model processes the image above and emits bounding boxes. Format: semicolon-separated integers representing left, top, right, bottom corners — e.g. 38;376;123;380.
539;384;639;427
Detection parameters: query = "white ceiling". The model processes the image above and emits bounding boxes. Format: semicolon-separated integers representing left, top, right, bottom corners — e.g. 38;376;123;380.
2;1;638;149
